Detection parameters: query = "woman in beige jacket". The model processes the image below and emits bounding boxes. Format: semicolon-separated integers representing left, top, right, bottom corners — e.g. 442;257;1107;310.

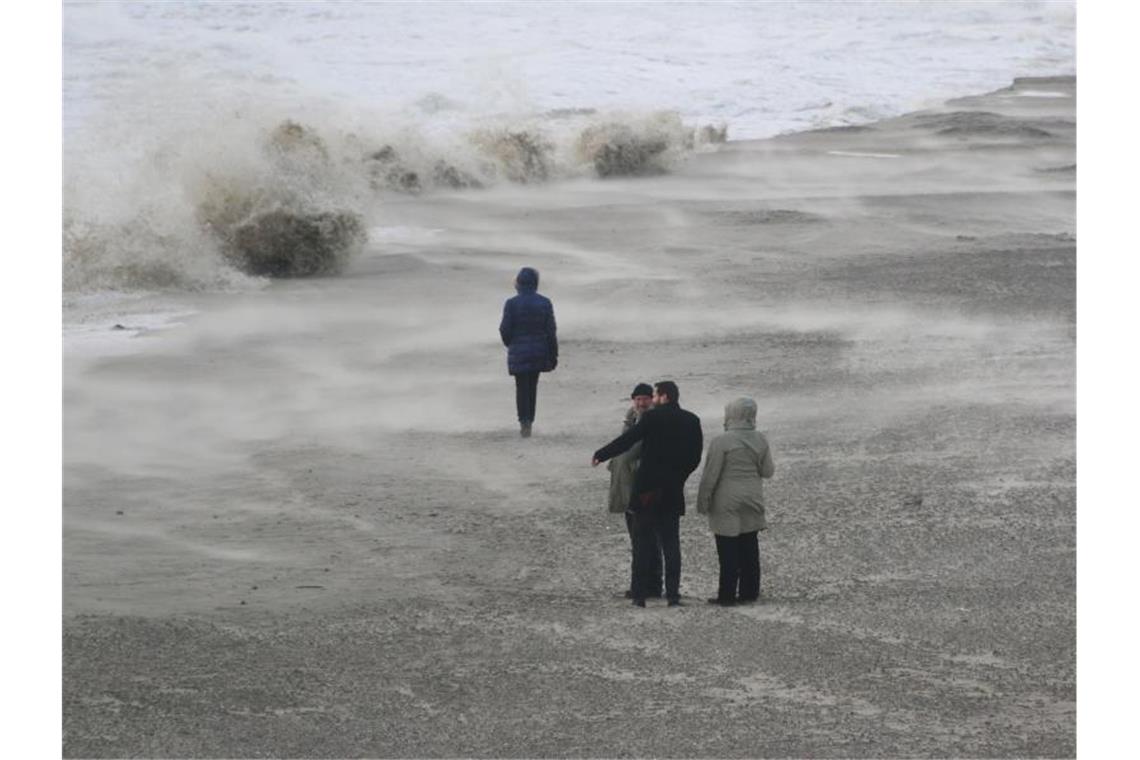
696;397;775;605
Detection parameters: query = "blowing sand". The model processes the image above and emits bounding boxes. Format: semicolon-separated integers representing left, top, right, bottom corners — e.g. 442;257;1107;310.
63;78;1075;758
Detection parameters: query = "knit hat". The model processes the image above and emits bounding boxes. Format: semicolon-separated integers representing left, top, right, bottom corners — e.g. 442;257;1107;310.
631;383;654;398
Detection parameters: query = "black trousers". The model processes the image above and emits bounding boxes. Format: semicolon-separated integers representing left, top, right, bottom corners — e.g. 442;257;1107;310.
625;511;663;596
513;371;539;423
714;531;761;602
630;509;681;602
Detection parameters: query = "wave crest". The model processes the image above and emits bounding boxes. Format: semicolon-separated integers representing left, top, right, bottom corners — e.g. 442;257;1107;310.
65;95;726;292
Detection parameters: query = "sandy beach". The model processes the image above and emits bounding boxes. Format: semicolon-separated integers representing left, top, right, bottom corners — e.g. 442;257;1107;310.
63;77;1075;758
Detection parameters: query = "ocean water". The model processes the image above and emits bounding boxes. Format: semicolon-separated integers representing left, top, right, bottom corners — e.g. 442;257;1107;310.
62;0;1075;338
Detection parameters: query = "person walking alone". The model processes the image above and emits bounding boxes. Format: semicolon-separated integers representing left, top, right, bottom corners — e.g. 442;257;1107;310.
696;397;775;606
499;267;558;437
592;381;702;607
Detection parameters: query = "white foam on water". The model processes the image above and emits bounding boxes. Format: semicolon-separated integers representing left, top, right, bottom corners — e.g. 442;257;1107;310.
1012;90;1072;98
64;2;1075;141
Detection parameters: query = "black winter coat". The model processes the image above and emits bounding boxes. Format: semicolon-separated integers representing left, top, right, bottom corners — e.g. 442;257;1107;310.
594;402;703;515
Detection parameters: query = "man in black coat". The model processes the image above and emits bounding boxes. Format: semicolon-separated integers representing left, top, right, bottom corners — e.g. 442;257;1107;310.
592;381;702;607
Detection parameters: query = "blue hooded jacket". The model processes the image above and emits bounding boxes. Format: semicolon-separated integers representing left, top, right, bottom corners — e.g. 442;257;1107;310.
499;267;558;375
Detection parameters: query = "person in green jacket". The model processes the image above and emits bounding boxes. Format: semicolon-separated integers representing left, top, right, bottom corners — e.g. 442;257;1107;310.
696;397;775;606
607;383;662;598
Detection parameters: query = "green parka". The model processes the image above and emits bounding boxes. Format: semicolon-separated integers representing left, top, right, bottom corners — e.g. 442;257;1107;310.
696;397;775;536
606;406;643;513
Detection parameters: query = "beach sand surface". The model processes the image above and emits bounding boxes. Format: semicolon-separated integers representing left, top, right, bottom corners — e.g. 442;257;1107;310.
63;78;1075;758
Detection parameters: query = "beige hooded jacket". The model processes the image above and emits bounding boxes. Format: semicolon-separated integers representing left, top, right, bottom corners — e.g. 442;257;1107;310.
696;397;775;536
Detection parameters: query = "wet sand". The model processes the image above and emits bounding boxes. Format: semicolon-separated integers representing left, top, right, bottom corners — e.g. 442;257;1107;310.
63;77;1075;758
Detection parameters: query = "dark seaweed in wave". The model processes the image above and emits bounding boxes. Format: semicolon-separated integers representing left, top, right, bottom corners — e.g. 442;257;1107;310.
471;129;554;184
226;211;365;277
576;118;722;178
577;123;669;177
195;121;367;278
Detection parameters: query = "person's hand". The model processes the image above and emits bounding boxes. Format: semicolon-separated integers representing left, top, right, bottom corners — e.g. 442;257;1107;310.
591;457;601;467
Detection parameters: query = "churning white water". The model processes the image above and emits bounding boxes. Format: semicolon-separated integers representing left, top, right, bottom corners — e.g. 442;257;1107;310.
62;0;1075;342
64;1;1075;140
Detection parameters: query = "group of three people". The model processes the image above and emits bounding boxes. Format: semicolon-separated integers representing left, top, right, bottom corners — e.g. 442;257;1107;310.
499;267;776;607
594;382;775;607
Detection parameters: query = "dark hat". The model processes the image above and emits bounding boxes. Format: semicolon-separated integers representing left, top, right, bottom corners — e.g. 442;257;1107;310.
631;383;654;398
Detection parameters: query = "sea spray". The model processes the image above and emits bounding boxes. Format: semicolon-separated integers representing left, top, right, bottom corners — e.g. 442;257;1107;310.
576;112;708;177
64;69;724;291
469;128;554;184
63;128;260;293
197;120;367;277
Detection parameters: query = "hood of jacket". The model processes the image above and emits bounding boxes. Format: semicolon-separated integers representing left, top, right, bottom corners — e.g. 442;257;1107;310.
724;397;757;431
515;267;539;294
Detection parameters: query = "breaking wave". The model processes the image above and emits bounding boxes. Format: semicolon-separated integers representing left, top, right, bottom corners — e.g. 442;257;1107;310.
64;83;726;293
